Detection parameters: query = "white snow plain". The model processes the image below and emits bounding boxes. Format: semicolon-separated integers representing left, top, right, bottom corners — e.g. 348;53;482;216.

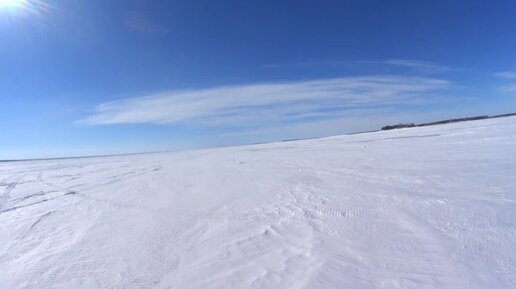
1;116;516;289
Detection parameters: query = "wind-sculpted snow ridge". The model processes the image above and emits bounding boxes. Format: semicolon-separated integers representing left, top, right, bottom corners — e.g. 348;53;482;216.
1;117;516;289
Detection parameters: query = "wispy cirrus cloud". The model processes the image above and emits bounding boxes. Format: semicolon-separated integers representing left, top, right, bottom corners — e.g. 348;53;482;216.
78;76;452;128
264;59;450;74
495;71;516;79
494;71;516;94
380;59;450;73
500;84;516;93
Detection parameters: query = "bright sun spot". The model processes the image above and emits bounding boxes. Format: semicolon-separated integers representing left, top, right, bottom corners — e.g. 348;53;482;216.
0;0;26;9
0;0;48;16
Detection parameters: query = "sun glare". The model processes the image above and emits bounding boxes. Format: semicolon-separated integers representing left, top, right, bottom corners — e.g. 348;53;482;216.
0;0;26;9
0;0;51;17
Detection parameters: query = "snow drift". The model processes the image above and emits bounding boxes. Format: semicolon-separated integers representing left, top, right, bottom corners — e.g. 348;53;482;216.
1;117;516;288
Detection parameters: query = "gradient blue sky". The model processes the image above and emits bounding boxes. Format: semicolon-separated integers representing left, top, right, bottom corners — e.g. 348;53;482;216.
1;0;516;159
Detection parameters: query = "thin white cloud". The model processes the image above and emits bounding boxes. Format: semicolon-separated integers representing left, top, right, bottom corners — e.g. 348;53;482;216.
264;59;450;74
381;59;450;73
500;84;516;93
495;71;516;79
494;72;516;94
220;108;467;141
78;76;451;127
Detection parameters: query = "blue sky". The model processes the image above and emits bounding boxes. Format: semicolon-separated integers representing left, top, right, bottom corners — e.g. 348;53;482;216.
1;0;516;159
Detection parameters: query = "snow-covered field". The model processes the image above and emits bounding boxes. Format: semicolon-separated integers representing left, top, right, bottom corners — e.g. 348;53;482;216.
1;117;516;289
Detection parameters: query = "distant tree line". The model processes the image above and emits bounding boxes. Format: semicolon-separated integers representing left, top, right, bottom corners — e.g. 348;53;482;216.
381;113;516;131
381;123;416;130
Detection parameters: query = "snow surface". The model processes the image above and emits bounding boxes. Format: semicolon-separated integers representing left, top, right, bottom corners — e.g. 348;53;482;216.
1;117;516;289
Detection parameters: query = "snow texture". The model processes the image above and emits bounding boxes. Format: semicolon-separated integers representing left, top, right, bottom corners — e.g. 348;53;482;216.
1;117;516;289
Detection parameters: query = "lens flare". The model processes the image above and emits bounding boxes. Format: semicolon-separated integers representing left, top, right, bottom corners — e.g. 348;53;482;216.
0;0;52;18
0;0;26;9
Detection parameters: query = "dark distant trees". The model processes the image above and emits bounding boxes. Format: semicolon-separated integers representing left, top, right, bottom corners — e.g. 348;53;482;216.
380;114;503;131
381;123;416;130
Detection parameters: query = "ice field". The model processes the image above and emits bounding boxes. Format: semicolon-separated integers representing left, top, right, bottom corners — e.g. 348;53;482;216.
1;116;515;289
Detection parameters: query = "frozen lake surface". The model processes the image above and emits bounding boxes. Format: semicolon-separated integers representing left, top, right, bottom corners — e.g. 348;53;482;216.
1;117;516;288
